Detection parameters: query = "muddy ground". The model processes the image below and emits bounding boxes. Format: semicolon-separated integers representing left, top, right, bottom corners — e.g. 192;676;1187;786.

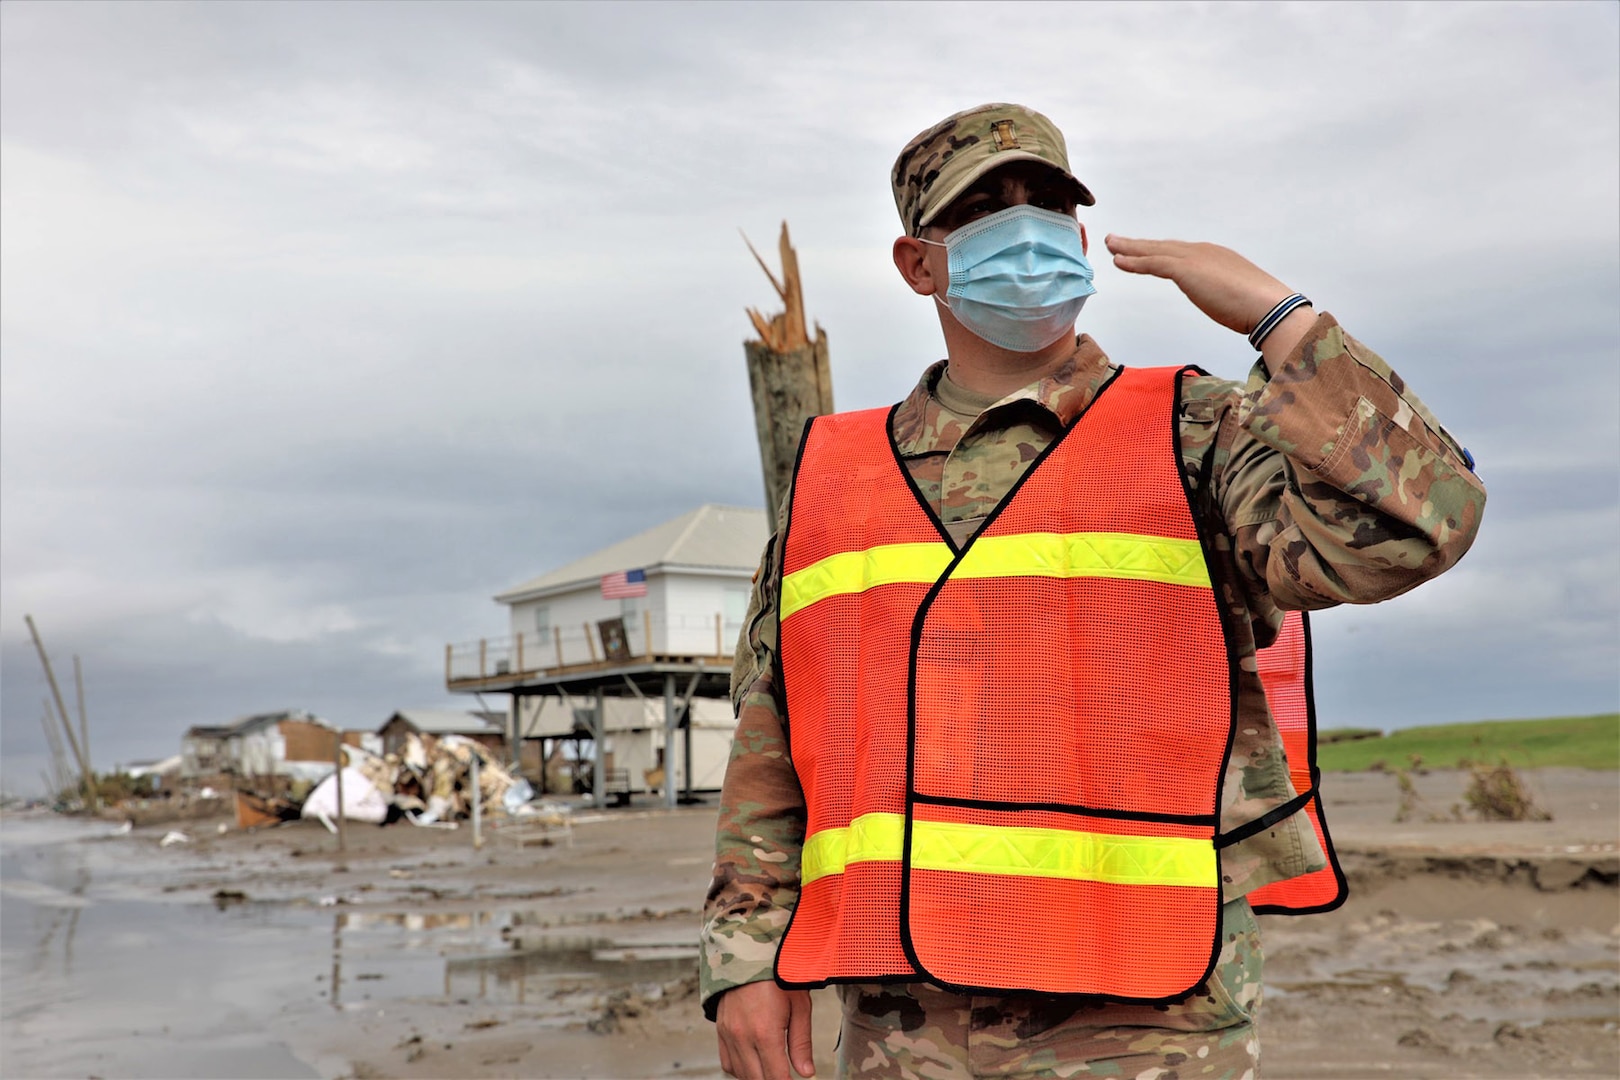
8;767;1617;1079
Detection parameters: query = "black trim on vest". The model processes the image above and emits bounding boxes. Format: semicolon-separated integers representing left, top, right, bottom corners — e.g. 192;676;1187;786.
771;413;821;764
892;366;1230;1005
1250;612;1350;915
890;373;1132;994
774;405;945;992
769;417;811;992
915;791;1216;828
884;368;1127;555
772;411;871;992
886;403;960;550
1171;364;1240;1000
1214;787;1315;849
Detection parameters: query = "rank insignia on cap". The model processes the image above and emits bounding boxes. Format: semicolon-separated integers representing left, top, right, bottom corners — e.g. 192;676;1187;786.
991;119;1020;151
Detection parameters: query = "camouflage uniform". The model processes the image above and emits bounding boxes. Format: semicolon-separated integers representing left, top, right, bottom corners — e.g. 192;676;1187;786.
838;896;1263;1079
705;103;1487;1076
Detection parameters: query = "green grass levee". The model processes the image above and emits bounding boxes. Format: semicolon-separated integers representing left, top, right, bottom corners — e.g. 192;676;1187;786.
1317;714;1620;772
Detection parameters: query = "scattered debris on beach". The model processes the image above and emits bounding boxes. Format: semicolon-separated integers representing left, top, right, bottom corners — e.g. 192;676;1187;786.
93;732;571;836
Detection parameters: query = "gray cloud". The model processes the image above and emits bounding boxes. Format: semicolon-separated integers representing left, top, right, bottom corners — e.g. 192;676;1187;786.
4;1;1617;794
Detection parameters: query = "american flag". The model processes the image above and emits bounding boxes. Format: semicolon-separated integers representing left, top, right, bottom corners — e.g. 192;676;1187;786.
600;568;647;599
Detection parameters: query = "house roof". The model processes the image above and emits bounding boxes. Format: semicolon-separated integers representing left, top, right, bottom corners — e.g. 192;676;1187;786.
494;503;768;604
384;709;503;736
185;709;327;740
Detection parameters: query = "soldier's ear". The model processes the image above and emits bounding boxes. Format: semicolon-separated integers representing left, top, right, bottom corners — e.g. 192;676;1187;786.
1079;222;1088;257
893;236;939;296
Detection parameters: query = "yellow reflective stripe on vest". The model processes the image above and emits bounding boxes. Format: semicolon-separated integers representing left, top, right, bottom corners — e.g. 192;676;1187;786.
956;532;1210;589
781;543;953;621
802;812;907;884
801;812;1215;889
782;533;1209;622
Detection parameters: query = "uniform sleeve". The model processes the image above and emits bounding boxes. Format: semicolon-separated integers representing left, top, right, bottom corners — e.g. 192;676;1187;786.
700;520;806;1021
1216;312;1486;615
1182;313;1482;897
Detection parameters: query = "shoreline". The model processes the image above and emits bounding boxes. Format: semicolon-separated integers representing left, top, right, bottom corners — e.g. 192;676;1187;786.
3;767;1615;1078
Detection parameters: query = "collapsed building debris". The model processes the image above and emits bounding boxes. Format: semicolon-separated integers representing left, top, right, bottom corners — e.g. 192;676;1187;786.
103;731;573;834
281;732;568;831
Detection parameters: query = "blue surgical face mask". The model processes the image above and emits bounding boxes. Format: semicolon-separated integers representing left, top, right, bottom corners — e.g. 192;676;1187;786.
921;204;1096;353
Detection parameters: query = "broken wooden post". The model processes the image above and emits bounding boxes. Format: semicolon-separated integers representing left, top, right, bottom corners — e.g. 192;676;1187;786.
743;221;835;520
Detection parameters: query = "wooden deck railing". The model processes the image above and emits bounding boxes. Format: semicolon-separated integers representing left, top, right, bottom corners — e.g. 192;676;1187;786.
445;611;736;687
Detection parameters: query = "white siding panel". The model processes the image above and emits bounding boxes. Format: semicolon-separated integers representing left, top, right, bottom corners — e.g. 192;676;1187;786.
661;572;750;656
508;584;642;668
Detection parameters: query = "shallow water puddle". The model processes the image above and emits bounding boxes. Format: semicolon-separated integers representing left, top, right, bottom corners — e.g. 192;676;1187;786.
326;906;698;1009
3;816;699;1076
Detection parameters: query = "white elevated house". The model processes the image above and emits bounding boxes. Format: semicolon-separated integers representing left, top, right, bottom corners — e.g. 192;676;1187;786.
446;504;768;804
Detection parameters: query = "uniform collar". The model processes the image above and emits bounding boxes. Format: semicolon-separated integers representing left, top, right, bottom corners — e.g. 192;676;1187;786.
891;334;1115;457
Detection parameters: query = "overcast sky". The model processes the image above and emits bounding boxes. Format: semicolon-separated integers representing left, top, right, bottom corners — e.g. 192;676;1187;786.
3;1;1616;795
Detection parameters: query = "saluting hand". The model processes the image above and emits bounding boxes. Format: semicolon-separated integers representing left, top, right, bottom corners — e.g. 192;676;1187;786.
1104;235;1296;338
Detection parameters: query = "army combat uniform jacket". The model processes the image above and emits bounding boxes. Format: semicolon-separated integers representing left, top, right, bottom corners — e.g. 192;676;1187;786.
701;313;1486;1017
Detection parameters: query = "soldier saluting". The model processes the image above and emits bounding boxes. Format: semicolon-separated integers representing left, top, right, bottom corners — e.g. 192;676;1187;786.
704;102;1485;1080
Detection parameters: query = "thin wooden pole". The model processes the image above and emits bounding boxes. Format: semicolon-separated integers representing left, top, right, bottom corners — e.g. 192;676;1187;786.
445;643;453;684
333;739;347;854
40;709;69;794
516;633;525;673
715;612;723;658
663;674;678;810
73;656;91;783
553;627;564;669
643;609;654;659
592;688;606;806
584;623;599;663
470;756;483;850
24;616;96;810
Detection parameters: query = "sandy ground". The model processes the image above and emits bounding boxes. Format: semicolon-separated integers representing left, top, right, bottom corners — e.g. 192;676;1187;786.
3;767;1615;1079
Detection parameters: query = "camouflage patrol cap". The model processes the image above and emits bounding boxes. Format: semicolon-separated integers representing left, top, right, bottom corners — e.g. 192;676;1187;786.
891;103;1094;237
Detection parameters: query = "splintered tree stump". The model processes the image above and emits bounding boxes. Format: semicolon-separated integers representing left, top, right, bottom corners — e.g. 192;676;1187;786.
742;221;834;519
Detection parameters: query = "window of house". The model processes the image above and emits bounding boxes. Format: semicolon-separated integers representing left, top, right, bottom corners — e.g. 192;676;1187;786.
534;605;551;637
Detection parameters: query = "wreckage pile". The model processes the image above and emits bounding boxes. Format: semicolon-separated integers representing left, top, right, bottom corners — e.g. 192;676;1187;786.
236;733;569;831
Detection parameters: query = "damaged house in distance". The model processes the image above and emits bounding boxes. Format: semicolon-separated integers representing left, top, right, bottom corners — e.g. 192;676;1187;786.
445;504;766;807
180;708;361;786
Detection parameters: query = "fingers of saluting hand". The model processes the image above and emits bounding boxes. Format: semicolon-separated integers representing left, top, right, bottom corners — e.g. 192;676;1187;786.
1104;234;1192;278
1100;235;1295;335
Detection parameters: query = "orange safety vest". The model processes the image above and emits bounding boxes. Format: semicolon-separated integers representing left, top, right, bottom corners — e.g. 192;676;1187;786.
776;365;1344;1002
